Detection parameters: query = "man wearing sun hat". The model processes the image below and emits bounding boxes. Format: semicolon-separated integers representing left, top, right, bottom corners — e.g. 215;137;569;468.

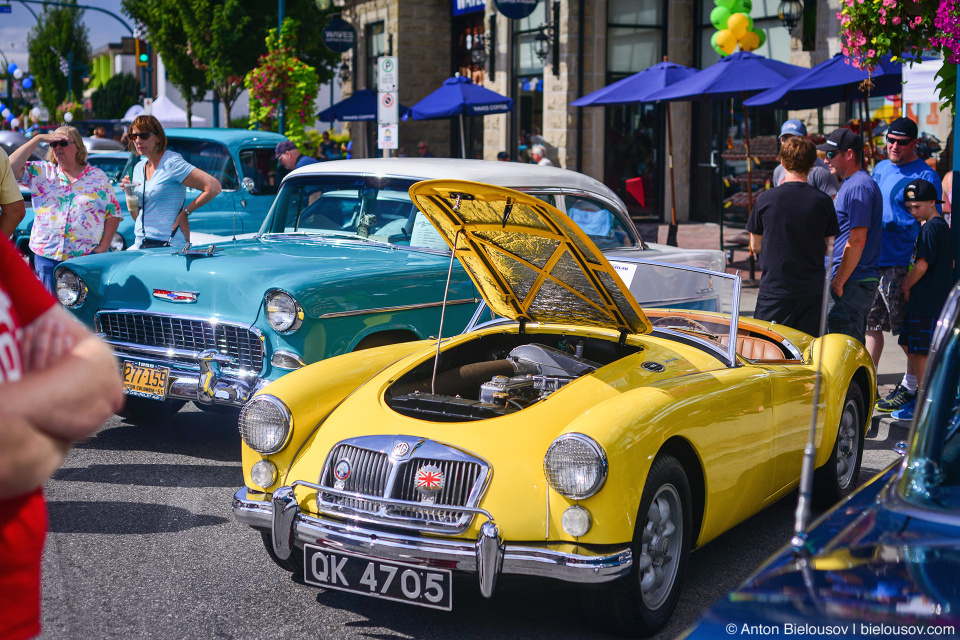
818;127;883;346
868;116;942;416
772;119;839;197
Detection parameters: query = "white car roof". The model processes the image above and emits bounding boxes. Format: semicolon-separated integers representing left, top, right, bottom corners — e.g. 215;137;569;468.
286;158;624;207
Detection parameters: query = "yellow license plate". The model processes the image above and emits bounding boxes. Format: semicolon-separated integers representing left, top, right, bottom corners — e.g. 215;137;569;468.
122;362;169;400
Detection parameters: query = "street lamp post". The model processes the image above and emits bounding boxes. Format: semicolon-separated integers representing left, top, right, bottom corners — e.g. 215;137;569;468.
278;0;285;136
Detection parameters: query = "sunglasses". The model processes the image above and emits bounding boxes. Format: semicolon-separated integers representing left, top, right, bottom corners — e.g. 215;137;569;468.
49;140;72;148
886;136;913;146
129;132;154;140
825;150;839;159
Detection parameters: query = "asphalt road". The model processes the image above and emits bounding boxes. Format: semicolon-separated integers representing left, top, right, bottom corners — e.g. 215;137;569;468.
37;396;906;640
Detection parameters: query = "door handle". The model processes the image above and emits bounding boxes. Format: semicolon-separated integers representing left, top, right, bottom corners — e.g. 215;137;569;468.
698;150;719;170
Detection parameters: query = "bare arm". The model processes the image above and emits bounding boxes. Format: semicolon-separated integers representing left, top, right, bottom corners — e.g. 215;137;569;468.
0;199;25;238
93;216;121;253
902;257;929;302
831;227;867;298
8;133;55;179
943;172;953;214
749;232;761;255
171;168;223;240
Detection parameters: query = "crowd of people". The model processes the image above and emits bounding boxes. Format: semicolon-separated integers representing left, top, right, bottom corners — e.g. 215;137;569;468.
748;116;953;422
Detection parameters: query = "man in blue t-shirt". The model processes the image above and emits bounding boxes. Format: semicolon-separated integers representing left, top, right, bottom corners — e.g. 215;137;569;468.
867;117;942;414
818;128;883;346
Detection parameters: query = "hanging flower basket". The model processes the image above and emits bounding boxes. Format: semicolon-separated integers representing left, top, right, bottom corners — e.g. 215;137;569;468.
55;100;84;124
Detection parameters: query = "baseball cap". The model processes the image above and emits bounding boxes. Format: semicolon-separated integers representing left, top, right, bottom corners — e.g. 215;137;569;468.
779;119;807;138
887;117;918;140
816;128;860;152
903;178;943;204
496;151;510;160
273;140;297;159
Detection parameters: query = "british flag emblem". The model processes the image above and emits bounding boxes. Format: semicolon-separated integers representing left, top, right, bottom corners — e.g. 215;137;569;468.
415;465;444;493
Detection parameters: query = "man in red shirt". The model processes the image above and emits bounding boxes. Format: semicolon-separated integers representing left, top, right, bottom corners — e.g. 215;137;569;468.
0;228;123;638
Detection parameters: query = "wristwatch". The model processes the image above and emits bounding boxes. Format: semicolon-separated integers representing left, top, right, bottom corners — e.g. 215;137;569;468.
181;208;191;217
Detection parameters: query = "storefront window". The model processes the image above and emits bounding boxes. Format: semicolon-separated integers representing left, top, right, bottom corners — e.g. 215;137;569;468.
512;3;548;164
365;21;386;158
603;0;664;223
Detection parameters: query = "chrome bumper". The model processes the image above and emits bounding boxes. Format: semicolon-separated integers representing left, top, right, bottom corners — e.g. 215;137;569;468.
232;487;633;598
107;338;269;407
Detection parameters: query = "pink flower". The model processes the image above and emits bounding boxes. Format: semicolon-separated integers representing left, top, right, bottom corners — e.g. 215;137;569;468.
867;49;876;57
914;16;922;24
892;16;901;24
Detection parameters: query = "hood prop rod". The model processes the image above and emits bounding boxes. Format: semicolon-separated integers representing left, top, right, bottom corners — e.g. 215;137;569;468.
792;238;834;557
431;228;464;395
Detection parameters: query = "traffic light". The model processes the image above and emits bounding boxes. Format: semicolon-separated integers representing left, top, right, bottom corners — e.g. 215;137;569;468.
135;39;148;66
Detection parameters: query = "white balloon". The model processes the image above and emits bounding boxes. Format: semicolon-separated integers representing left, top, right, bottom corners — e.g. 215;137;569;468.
64;111;74;122
1;109;10;118
10;118;19;128
13;69;23;80
30;107;40;119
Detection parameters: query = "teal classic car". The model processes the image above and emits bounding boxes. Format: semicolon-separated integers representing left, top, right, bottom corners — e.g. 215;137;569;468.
54;158;725;421
12;128;286;256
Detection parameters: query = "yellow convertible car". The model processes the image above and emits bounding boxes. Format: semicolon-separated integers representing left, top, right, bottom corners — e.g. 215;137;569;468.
232;180;875;636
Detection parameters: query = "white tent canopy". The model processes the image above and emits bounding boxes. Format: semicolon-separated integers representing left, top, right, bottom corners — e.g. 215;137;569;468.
903;59;944;104
122;96;206;128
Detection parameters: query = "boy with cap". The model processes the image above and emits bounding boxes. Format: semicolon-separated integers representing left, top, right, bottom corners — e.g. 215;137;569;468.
893;178;953;420
819;127;883;346
772;119;839;197
869;117;942;414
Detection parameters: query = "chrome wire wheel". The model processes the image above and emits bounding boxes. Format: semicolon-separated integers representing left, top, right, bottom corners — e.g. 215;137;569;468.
637;483;683;610
836;396;861;490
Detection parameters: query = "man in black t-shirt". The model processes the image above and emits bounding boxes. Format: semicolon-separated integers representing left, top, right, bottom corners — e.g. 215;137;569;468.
893;179;955;421
747;137;840;336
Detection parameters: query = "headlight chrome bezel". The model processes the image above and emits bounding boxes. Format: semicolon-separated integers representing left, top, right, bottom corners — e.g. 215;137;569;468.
55;268;87;308
543;433;608;500
239;394;293;454
264;289;303;334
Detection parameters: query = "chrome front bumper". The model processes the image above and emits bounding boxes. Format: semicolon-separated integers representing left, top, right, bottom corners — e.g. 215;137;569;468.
232;487;633;598
108;339;269;407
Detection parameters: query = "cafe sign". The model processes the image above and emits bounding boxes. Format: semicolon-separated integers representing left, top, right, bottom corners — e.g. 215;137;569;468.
494;0;539;20
322;17;357;53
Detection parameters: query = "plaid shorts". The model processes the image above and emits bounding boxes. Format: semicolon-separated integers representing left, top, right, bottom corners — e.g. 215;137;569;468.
898;312;937;355
867;266;909;335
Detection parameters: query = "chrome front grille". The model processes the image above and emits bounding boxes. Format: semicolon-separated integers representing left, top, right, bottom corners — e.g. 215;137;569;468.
97;311;264;373
318;436;489;534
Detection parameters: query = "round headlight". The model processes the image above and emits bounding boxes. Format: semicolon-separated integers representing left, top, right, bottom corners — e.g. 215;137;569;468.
543;433;607;499
55;269;87;308
264;290;303;333
239;395;292;454
250;459;278;490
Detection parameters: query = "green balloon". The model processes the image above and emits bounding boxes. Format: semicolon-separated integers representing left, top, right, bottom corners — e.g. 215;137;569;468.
739;0;753;11
710;6;732;30
711;34;725;57
755;28;766;48
747;15;754;29
714;0;736;10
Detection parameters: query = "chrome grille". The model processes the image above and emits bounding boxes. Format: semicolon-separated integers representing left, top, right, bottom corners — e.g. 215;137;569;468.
97;312;264;372
317;436;489;534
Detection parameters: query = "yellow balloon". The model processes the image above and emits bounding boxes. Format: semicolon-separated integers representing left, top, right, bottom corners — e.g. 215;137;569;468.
740;30;760;51
728;12;750;39
716;29;738;55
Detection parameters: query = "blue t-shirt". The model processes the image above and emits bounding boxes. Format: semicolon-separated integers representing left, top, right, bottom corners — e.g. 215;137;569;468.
132;150;195;248
872;158;941;267
296;154;318;169
831;169;882;282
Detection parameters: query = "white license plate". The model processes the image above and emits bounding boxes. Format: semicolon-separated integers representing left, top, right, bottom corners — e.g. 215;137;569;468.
303;545;453;611
121;361;169;400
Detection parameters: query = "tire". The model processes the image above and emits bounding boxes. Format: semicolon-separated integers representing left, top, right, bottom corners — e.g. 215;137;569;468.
582;454;692;637
117;396;186;424
813;383;865;509
259;530;304;578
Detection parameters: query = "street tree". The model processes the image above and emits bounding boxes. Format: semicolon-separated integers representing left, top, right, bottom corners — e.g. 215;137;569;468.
26;1;91;111
90;72;140;119
122;0;210;126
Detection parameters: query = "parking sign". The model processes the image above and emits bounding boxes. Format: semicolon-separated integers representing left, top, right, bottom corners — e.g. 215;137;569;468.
377;91;398;125
377;56;398;92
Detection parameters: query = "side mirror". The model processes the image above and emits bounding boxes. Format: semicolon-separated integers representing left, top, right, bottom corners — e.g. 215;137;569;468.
241;177;258;194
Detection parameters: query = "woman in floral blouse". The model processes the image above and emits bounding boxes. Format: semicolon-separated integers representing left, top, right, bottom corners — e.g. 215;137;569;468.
9;126;121;291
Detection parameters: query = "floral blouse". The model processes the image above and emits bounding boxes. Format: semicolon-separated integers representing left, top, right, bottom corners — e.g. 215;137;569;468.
19;161;122;261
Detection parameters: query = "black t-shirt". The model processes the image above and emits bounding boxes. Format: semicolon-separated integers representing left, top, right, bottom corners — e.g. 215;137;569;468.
906;215;954;317
746;181;840;298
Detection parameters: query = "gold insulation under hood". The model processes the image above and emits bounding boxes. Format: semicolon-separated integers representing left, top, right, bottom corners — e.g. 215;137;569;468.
409;180;651;335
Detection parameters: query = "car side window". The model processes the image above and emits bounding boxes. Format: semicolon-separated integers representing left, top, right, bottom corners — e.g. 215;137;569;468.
238;149;280;196
563;195;633;249
165;139;239;190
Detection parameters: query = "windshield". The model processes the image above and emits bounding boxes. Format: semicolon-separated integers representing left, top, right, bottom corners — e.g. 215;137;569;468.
166;138;239;190
87;155;132;183
900;284;960;513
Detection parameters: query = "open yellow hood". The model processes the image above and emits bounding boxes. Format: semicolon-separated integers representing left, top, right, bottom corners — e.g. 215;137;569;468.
410;180;651;335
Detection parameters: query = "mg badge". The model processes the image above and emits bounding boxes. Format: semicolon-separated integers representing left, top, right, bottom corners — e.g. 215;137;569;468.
152;289;199;303
392;442;410;458
415;464;444;504
334;459;351;481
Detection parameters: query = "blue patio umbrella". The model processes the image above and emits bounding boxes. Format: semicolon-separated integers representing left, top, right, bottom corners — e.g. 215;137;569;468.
317;89;410;122
571;60;698;106
404;74;513;158
570;59;698;245
744;54;903;109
